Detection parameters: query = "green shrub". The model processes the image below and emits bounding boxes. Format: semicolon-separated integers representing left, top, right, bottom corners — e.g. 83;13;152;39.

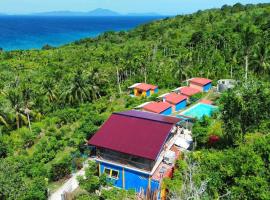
50;154;72;181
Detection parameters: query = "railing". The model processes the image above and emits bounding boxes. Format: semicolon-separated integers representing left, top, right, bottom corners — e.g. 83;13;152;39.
97;152;153;171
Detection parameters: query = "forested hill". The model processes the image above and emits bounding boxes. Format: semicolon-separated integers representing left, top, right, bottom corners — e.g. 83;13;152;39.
0;3;270;200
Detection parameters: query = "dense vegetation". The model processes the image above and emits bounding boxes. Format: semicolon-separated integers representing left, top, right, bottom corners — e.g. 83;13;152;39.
0;2;270;200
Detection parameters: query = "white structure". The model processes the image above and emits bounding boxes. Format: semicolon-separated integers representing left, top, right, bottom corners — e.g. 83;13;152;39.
217;79;236;93
163;150;176;165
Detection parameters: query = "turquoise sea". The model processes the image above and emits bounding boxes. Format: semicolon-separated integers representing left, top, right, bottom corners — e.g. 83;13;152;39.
0;16;163;51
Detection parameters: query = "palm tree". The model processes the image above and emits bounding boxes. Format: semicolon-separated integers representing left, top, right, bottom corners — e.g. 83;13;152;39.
5;89;27;129
0;114;9;128
42;79;58;103
241;25;259;80
251;41;270;75
87;67;107;101
61;70;89;105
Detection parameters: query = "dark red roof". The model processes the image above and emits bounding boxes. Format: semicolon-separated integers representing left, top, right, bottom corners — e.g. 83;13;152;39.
180;86;200;97
89;110;181;160
165;93;187;105
190;78;212;86
135;83;158;91
143;102;172;114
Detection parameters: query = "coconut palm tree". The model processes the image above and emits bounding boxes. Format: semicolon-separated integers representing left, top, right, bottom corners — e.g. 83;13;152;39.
5;89;27;129
251;41;270;75
42;79;58;103
241;25;259;80
61;70;89;105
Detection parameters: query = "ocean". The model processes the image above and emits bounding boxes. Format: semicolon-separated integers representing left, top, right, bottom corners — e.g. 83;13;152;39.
0;16;163;51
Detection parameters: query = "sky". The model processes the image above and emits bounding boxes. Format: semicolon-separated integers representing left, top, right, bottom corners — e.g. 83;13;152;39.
0;0;269;15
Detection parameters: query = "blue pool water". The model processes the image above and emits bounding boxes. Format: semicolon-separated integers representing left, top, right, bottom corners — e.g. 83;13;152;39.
180;103;218;119
0;16;163;51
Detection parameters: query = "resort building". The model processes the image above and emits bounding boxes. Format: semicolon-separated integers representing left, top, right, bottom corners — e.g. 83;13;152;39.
175;86;201;98
88;110;189;198
157;93;170;101
164;93;187;112
189;78;212;92
142;102;172;115
129;83;158;97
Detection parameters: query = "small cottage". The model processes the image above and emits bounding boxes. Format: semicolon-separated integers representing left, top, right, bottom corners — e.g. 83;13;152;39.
143;102;172;115
164;93;187;112
178;86;201;98
189;78;212;92
129;83;158;97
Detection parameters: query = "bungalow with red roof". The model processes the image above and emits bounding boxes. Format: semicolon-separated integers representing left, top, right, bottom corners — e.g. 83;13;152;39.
142;102;172;115
189;78;212;92
178;86;201;98
88;110;186;197
164;93;187;112
129;83;158;97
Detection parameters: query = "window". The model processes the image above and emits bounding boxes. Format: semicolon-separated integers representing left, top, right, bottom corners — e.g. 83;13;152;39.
111;170;119;179
103;168;119;180
104;168;111;176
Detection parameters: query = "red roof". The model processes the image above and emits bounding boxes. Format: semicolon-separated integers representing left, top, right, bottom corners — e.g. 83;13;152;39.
135;83;158;91
88;110;181;160
180;86;200;97
165;93;187;105
143;102;172;114
190;78;212;86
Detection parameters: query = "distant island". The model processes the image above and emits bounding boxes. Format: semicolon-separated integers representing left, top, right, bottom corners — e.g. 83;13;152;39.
31;8;162;17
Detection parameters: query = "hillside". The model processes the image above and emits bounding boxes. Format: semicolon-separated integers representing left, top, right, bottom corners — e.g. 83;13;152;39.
0;3;270;200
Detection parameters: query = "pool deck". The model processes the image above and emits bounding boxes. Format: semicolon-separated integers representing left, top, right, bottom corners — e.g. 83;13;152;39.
200;99;213;105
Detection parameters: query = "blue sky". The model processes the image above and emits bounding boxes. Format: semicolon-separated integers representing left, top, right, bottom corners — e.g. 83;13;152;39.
0;0;269;15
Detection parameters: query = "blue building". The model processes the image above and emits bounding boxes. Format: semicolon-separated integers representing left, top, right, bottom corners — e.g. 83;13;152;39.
88;110;183;198
189;78;212;92
164;93;187;112
142;102;172;116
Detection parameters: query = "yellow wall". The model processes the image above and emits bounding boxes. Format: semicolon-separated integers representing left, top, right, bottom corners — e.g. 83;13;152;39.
134;88;146;97
134;88;138;96
142;91;146;97
161;188;167;200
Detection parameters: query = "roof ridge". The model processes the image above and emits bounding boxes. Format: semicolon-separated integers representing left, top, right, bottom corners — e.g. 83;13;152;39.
113;112;177;125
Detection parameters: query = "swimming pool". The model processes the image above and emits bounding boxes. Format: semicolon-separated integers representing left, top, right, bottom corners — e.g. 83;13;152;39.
180;103;218;119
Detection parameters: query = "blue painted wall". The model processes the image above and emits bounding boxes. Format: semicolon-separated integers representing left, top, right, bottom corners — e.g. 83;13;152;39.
99;162;124;188
146;90;151;97
154;88;159;93
161;107;172;115
99;161;154;193
125;168;149;192
203;83;212;92
151;179;160;191
175;100;187;111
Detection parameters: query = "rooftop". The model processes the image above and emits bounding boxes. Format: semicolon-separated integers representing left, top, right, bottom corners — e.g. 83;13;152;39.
143;102;172;114
165;93;187;104
128;83;141;89
190;77;212;86
180;86;200;97
88;110;181;160
134;83;158;91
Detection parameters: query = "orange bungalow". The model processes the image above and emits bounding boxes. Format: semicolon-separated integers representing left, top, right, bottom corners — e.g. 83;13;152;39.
129;83;158;97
